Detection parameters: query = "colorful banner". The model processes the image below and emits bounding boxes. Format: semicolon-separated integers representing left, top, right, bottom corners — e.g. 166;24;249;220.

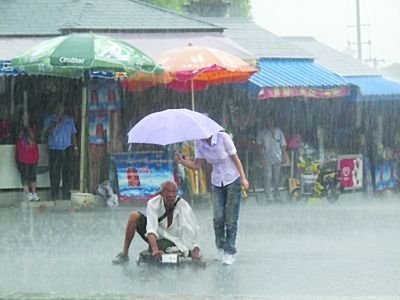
258;86;350;100
110;151;177;201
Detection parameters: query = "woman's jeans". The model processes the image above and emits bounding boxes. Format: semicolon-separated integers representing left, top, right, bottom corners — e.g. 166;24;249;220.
212;178;242;255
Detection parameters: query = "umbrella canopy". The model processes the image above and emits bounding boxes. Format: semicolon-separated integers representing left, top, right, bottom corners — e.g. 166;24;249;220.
10;33;164;79
128;108;224;146
10;33;164;193
155;44;258;92
151;44;258;110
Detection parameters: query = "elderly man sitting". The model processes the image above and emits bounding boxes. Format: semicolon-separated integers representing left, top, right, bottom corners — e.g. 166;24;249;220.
112;180;202;264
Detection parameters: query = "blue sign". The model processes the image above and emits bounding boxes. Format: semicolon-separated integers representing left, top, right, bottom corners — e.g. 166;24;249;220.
110;151;178;201
0;60;20;75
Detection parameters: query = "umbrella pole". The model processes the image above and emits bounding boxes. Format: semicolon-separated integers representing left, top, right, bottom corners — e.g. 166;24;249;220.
194;156;199;194
191;79;195;111
79;80;88;193
190;79;200;194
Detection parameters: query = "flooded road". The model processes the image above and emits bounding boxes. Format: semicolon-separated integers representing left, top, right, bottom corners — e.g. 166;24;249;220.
0;194;399;299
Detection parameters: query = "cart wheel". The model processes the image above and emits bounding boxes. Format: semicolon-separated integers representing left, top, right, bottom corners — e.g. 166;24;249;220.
200;261;206;269
326;182;341;203
192;259;206;268
327;188;339;203
290;188;301;202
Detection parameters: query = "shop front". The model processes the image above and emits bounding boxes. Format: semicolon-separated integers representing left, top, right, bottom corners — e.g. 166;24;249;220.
0;74;82;191
345;75;400;195
0;144;50;189
232;58;353;194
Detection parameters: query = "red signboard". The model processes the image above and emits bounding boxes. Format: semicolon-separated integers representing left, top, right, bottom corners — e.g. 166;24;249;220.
338;155;363;190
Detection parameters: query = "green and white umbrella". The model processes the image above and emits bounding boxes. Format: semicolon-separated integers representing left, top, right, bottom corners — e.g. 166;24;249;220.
10;33;164;78
11;33;164;193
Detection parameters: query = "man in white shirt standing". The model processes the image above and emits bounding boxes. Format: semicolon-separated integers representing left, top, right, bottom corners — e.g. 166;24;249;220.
112;180;202;264
256;114;289;203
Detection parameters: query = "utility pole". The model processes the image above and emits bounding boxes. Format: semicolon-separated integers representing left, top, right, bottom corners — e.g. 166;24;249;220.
347;0;370;61
365;57;385;69
356;0;362;60
349;0;384;68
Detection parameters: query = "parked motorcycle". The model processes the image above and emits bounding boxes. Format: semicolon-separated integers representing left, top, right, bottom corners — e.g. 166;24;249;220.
288;155;343;203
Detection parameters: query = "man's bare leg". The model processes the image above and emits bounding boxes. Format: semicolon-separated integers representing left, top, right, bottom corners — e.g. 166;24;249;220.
122;212;141;255
113;211;141;264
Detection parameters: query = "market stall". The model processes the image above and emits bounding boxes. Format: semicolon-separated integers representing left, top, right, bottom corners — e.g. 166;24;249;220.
0;74;81;191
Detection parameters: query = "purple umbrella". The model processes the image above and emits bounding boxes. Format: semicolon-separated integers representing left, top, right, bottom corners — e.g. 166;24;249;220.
127;108;224;146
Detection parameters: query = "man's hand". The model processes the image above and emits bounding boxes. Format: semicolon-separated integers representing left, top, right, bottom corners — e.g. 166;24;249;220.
241;177;250;190
191;247;202;262
174;152;183;163
73;147;79;156
151;249;164;259
148;233;163;259
282;151;289;166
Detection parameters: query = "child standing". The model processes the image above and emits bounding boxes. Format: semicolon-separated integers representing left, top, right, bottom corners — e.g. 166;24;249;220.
15;113;40;201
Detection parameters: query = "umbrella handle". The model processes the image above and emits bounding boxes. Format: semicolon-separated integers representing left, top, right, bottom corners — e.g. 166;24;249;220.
191;79;195;111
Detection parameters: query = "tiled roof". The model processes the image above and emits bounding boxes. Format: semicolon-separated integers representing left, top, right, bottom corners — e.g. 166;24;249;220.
63;0;221;32
199;17;312;59
283;36;379;76
0;0;72;35
0;0;221;36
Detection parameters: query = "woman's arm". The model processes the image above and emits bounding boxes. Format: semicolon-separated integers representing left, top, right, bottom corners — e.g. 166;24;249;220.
27;126;35;142
175;153;203;170
282;145;289;165
231;153;249;190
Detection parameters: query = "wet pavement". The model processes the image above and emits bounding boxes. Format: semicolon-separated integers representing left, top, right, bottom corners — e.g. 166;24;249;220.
0;191;399;300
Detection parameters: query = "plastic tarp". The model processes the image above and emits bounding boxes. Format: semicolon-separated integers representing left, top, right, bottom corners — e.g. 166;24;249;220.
248;59;349;100
345;75;400;101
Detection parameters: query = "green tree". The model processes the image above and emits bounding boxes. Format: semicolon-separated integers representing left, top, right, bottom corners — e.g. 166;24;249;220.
229;0;251;18
141;0;184;13
382;63;400;81
142;0;252;18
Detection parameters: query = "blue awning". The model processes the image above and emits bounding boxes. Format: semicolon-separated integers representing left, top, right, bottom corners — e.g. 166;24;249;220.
344;76;400;101
247;59;349;100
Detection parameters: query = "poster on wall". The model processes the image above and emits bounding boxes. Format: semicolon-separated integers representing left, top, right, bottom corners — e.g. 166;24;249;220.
88;80;121;145
89;81;121;111
338;155;363;191
110;151;177;201
88;110;109;144
374;159;399;193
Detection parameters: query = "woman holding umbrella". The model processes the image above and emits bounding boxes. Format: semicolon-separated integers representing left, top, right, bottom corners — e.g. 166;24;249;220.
175;131;249;265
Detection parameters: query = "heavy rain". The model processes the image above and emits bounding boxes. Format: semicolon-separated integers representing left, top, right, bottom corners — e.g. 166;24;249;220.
1;1;400;300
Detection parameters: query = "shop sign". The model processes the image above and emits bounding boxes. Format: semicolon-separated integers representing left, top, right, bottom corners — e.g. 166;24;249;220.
258;86;350;100
0;60;19;75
